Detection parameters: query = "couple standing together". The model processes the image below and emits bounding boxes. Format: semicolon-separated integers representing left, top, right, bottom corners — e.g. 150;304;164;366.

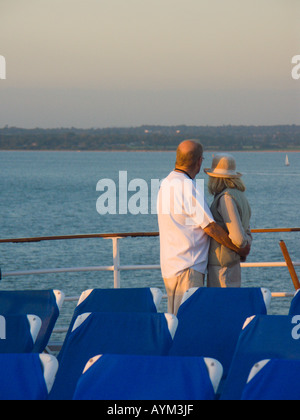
157;140;252;315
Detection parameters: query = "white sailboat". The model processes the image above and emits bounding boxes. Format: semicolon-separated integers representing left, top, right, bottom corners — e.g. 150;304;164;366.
285;154;290;166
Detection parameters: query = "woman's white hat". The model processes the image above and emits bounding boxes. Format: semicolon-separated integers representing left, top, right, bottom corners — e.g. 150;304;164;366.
204;153;242;178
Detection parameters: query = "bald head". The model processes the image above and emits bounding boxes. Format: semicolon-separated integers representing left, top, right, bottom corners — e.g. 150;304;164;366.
175;140;203;174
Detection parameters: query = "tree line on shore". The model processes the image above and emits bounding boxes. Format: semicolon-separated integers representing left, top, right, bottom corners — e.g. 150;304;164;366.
0;125;299;151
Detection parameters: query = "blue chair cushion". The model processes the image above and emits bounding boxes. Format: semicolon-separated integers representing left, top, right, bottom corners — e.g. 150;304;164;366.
66;287;160;338
169;287;267;378
221;315;300;400
50;312;174;400
0;353;48;400
289;291;300;316
0;290;60;352
73;354;216;400
0;314;34;353
241;359;300;400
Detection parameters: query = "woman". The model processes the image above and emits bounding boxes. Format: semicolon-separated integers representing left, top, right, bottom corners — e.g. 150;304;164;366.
204;153;252;287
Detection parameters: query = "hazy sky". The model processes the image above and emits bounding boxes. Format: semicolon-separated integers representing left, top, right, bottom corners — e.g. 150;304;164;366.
0;0;299;128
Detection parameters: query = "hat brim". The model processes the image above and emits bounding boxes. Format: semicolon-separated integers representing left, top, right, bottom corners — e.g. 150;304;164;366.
204;168;242;179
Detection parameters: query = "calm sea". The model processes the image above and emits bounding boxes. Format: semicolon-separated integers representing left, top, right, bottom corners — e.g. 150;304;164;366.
0;150;299;318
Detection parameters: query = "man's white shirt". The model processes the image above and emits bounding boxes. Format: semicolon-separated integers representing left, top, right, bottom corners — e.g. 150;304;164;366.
157;171;214;278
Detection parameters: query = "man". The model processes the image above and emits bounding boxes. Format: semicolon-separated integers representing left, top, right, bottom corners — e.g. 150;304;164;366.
157;140;250;314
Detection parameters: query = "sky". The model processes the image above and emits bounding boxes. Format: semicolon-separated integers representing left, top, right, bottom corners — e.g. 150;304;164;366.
0;0;299;128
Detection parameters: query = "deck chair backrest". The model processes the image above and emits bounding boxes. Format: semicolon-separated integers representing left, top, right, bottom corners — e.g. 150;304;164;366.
73;354;223;400
0;353;58;400
289;290;300;316
0;314;41;353
50;311;177;400
169;287;271;379
0;290;64;352
241;358;300;400
77;287;162;312
66;287;163;338
221;315;300;400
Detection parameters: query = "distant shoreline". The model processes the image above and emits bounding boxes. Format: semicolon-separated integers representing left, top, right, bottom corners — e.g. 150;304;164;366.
0;149;299;153
1;125;299;153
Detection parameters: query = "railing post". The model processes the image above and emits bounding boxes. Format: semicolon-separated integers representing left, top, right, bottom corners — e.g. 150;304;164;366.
280;240;300;291
112;237;121;288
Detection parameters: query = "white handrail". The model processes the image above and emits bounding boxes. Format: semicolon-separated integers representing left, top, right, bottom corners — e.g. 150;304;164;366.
241;262;300;268
2;262;300;278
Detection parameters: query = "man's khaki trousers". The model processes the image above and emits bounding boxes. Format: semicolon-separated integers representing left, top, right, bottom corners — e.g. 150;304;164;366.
163;268;204;315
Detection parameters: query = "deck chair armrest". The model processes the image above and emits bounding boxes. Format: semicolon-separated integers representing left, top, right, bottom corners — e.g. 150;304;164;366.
246;359;270;383
204;358;223;394
39;354;59;393
53;290;65;310
72;313;92;332
164;314;178;339
150;288;163;311
260;288;272;310
27;315;42;344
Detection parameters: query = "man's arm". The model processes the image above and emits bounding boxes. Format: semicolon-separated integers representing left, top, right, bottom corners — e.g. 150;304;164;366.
203;222;250;257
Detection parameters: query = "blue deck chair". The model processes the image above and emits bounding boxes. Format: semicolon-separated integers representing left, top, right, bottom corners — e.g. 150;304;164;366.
65;287;163;338
0;314;41;353
73;354;223;401
289;290;300;315
241;358;300;400
49;311;178;400
221;315;300;400
0;353;58;400
76;287;163;313
0;290;64;352
168;287;271;381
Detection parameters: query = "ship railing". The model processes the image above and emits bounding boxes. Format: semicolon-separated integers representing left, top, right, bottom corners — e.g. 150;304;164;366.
1;228;299;294
0;228;300;346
